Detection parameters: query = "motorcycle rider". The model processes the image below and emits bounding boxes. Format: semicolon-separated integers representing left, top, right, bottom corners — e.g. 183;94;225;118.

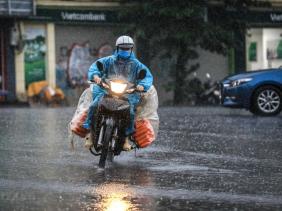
83;35;153;150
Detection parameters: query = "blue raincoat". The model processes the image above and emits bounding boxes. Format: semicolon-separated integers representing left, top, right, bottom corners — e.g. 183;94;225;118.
83;51;153;136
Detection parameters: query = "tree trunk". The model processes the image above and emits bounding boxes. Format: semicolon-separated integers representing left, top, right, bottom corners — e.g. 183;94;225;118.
136;36;150;67
173;45;187;105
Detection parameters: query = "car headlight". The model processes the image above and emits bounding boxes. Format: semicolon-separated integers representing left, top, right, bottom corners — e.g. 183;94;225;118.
110;81;127;94
231;78;252;87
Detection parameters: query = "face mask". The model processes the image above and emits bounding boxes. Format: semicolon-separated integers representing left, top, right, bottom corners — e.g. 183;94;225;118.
118;49;131;59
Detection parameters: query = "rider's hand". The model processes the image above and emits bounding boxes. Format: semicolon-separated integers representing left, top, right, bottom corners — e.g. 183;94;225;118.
136;85;144;92
93;75;101;84
102;82;110;89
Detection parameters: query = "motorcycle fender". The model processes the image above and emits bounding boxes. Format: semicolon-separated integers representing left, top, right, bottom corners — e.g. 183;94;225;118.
99;97;130;112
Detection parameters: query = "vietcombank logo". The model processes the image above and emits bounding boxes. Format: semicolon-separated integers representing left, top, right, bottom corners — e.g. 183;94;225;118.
61;12;106;21
270;13;282;22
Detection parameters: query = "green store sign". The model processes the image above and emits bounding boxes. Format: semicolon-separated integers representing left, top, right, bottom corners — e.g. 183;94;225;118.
24;25;46;87
29;8;119;23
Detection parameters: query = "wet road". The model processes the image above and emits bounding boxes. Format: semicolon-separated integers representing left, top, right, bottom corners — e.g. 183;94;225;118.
0;107;282;210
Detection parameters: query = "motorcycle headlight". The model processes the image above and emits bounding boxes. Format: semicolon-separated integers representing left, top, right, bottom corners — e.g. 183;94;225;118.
110;81;127;94
231;78;252;87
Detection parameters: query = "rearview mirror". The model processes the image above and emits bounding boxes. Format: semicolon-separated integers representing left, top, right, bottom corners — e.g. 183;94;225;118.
138;69;146;80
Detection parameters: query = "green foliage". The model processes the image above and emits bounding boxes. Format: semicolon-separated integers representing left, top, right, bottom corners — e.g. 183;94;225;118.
119;0;270;105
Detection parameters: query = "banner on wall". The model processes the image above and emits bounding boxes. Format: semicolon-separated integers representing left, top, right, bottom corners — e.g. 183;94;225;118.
67;42;113;87
248;42;257;62
67;42;92;86
267;39;282;60
24;25;46;87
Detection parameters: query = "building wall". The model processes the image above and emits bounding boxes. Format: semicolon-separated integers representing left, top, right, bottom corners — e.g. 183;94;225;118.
15;22;56;101
263;28;282;69
0;19;16;102
195;48;228;82
246;29;264;71
55;24;117;105
246;28;282;71
14;2;119;103
55;24;116;58
150;48;228;105
7;33;16;102
36;0;120;7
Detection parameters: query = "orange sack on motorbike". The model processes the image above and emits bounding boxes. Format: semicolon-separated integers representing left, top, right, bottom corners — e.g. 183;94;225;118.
134;119;155;148
70;109;89;138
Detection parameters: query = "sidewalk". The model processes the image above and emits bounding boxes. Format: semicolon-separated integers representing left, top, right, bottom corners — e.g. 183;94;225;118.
0;101;29;108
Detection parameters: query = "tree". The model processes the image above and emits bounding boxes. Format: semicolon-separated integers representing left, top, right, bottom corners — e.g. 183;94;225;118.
119;0;270;105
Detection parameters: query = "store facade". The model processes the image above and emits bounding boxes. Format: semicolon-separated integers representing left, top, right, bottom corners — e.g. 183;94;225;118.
246;10;282;71
14;4;119;103
10;1;282;104
0;0;35;102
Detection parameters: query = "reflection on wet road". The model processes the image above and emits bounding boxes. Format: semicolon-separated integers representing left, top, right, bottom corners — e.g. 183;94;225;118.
0;107;282;210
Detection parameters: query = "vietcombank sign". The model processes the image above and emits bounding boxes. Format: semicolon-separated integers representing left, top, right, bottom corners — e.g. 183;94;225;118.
61;12;106;21
209;7;282;25
31;9;118;23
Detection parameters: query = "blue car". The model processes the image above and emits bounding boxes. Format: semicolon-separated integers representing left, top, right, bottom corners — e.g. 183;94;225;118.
220;68;282;116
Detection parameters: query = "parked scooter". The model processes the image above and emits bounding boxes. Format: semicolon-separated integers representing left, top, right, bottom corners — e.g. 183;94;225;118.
187;72;220;105
198;73;220;105
88;69;153;168
27;80;65;107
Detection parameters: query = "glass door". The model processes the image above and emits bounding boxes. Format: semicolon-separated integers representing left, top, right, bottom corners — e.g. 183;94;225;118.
0;23;8;101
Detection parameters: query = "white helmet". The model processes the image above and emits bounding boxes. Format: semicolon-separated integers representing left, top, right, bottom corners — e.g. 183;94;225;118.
115;35;134;49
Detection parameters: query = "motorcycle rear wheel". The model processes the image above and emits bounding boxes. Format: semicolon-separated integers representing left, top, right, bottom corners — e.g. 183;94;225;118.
98;124;113;168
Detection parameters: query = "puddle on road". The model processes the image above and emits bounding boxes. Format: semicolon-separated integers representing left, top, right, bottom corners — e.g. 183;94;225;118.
83;183;141;211
147;164;236;174
1;108;282;210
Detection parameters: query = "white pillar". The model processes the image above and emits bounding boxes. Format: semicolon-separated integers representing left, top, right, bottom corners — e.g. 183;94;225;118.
15;22;27;101
46;23;56;88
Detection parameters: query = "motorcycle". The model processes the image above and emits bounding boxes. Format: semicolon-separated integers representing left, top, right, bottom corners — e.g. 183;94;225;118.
198;73;220;105
88;70;146;168
187;72;220;105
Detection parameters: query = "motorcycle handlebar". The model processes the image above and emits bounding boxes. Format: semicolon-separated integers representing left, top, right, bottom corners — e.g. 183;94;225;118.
87;80;143;93
88;79;108;88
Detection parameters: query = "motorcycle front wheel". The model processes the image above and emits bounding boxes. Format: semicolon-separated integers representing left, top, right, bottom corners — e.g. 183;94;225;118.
98;124;113;168
107;148;114;162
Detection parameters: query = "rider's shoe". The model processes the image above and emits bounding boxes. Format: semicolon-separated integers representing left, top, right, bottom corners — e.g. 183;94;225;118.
123;136;132;151
84;133;93;149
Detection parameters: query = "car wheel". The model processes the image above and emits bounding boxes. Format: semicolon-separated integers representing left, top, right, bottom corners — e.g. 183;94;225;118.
252;85;282;116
